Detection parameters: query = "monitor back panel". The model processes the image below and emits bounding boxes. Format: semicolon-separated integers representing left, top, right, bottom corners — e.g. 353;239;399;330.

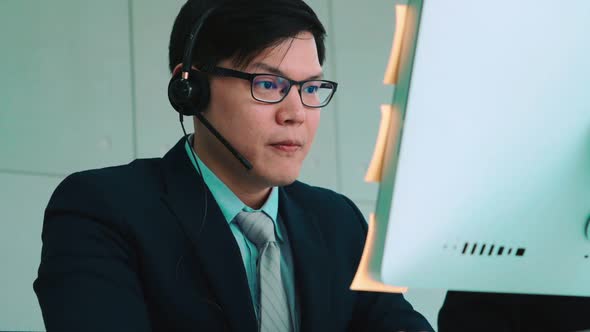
380;0;590;296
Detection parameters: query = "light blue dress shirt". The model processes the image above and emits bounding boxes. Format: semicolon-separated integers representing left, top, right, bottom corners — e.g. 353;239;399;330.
184;136;299;330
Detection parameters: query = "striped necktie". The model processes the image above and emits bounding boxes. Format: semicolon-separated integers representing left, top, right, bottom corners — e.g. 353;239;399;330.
235;211;292;332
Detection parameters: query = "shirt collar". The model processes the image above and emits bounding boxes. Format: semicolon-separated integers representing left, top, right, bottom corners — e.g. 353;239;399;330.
184;135;283;242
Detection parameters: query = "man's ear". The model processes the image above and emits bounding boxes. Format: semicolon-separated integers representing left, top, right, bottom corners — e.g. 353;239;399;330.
172;63;204;77
172;63;183;77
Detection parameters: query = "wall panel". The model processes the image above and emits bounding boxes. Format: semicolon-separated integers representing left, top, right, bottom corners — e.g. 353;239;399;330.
0;0;134;176
0;173;63;331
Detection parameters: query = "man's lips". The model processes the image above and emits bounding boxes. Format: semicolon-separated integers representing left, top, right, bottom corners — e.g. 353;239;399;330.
270;140;302;152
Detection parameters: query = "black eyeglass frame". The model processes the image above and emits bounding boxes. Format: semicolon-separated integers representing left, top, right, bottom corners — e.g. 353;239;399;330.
205;66;338;108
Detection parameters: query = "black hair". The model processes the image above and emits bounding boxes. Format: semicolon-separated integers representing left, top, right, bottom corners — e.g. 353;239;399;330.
168;0;326;73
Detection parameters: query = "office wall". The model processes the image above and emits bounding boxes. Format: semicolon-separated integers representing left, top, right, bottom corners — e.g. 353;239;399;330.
0;0;445;330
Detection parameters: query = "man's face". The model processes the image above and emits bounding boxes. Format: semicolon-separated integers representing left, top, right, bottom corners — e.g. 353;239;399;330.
199;31;322;189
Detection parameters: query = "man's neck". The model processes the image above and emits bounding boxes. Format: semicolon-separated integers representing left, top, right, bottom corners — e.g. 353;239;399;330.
192;135;271;209
230;185;272;210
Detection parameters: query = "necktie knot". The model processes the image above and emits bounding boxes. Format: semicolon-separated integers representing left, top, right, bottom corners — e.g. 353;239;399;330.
235;211;276;249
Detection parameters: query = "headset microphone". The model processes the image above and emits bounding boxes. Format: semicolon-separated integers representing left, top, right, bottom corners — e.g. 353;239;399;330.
193;113;253;169
168;6;253;171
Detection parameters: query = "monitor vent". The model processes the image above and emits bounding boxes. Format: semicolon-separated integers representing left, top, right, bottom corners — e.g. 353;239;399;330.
447;242;526;257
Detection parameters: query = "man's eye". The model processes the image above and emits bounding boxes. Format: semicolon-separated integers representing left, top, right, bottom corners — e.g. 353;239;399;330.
256;81;276;89
304;85;319;94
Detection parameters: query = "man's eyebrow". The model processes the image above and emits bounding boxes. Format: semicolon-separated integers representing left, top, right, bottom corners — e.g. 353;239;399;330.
251;62;324;80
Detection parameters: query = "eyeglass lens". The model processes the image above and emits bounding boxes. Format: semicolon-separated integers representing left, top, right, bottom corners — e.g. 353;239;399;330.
251;75;335;107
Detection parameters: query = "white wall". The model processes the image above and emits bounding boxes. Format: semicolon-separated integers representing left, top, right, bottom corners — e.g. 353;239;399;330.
0;0;445;330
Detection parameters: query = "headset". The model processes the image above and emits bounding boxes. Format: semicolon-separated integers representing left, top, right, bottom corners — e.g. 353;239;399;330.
167;6;254;244
167;6;253;170
168;7;214;116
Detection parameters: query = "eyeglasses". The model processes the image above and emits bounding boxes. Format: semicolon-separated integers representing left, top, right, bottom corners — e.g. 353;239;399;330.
205;66;338;108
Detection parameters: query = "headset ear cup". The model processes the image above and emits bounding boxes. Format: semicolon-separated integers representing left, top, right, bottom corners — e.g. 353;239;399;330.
168;72;187;114
168;69;210;116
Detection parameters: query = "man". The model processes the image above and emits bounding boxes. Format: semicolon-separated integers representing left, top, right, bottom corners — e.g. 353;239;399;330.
34;0;433;331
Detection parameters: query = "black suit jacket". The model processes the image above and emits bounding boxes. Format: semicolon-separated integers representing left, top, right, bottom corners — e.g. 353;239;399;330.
34;137;433;332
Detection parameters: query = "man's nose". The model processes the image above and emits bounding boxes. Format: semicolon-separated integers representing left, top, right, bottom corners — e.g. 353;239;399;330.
276;86;306;125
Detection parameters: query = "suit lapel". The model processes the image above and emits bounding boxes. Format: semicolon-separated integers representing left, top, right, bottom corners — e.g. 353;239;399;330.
160;137;257;332
279;187;333;332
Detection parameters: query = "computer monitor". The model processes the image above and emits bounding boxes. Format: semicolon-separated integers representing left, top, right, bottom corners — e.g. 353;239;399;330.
372;0;590;296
